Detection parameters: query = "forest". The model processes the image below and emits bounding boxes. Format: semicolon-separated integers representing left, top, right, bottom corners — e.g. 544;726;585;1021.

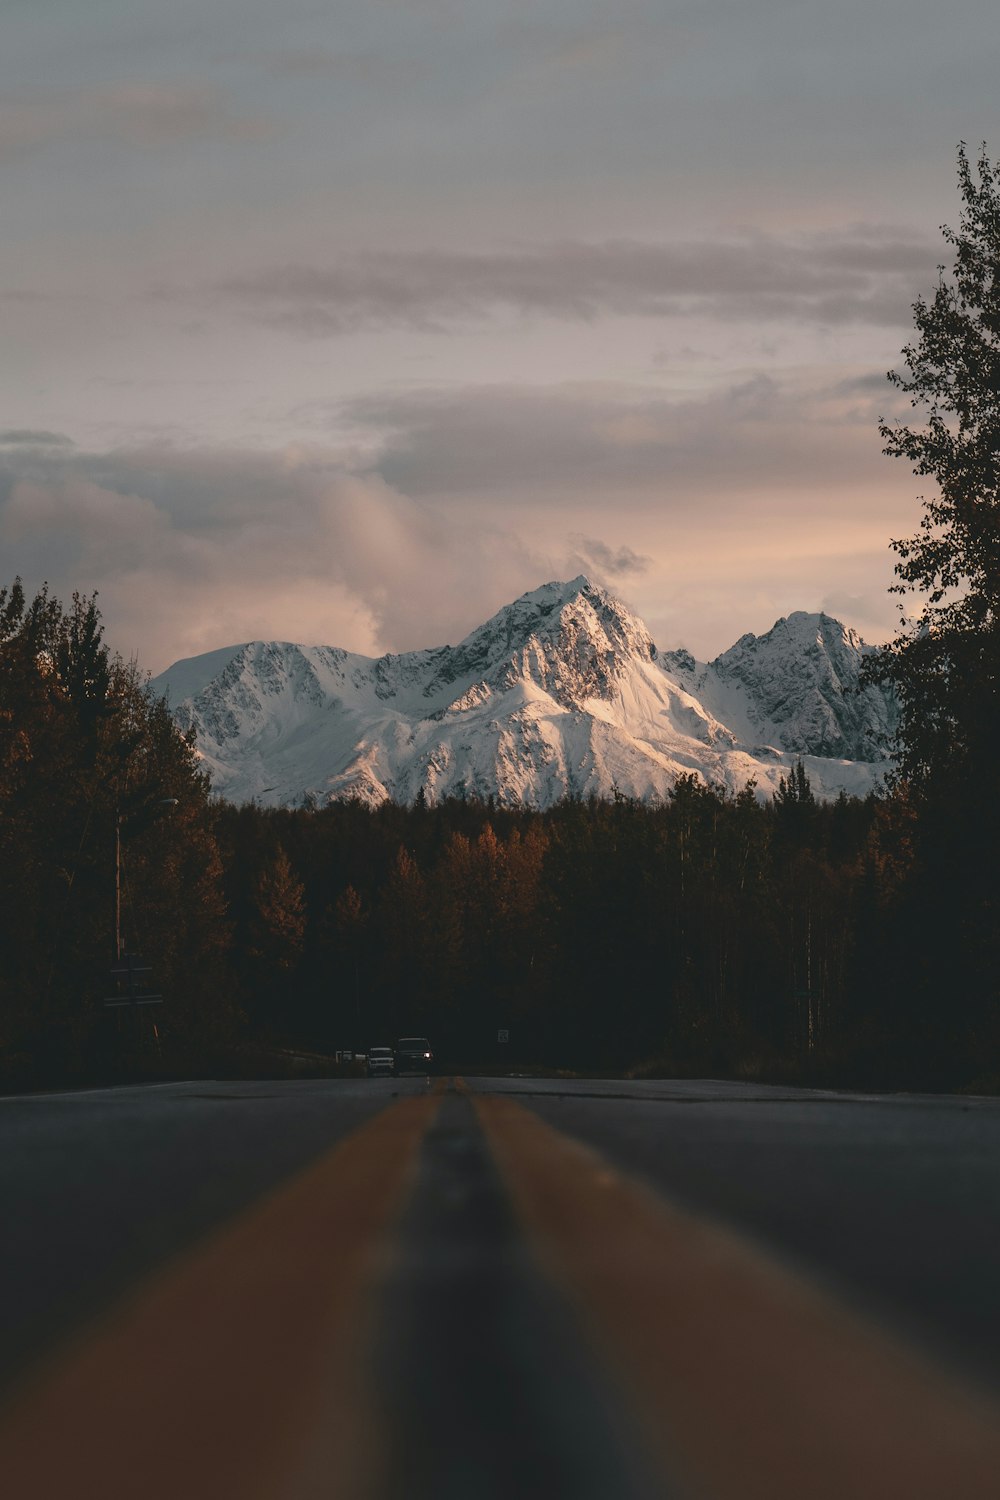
211;769;995;1089
0;572;994;1092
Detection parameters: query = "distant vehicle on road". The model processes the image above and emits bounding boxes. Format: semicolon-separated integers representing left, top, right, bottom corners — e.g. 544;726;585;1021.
366;1047;394;1077
394;1037;434;1075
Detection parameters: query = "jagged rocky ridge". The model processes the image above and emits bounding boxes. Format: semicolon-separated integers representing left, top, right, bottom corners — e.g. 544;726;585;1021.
152;578;898;808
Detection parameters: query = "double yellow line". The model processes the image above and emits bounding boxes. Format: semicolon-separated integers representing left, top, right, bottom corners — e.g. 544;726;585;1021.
475;1091;1000;1500
0;1092;440;1500
2;1083;999;1499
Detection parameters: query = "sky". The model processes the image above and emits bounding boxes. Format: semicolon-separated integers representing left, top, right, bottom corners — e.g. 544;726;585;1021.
2;0;998;673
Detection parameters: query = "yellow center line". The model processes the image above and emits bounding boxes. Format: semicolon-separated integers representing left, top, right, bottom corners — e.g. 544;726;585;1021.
475;1091;1000;1500
0;1092;441;1500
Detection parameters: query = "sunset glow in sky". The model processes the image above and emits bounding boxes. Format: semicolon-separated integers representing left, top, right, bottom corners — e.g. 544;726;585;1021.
3;0;998;672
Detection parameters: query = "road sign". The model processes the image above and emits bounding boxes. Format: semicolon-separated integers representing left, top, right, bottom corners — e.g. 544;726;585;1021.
498;1029;509;1044
105;953;161;1007
110;958;152;979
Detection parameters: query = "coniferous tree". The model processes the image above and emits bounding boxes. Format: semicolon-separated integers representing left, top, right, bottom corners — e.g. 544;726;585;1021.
864;145;1000;1074
334;884;369;1047
378;845;434;1035
0;580;234;1083
868;144;1000;788
249;846;307;989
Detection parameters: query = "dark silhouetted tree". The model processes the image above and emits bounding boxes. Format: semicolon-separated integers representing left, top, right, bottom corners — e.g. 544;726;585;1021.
0;580;234;1083
868;144;1000;788
864;145;1000;1074
250;847;307;973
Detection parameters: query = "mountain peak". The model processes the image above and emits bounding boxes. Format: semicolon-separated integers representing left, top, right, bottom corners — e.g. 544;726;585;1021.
151;582;897;808
459;575;597;643
711;609;896;759
514;574;592;607
449;576;654;707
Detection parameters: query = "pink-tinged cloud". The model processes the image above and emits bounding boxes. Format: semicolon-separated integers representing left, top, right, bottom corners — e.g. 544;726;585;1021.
0;82;268;159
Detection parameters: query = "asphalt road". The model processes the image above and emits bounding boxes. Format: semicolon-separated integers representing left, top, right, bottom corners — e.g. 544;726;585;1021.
470;1076;1000;1392
0;1076;401;1392
1;1075;999;1498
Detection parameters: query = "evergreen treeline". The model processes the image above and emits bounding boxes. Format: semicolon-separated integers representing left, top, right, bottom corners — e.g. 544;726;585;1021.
0;579;236;1086
212;771;994;1089
2;576;997;1092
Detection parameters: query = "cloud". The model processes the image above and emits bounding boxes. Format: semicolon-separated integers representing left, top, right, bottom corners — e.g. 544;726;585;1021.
0;369;917;673
215;228;938;335
340;373;904;504
831;372;898;397
820;587;897;630
568;535;651;580
0;430;75;449
0;83;267;159
0;443;546;672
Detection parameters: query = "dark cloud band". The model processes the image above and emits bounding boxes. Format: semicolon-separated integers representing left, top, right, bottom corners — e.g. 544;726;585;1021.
216;229;937;334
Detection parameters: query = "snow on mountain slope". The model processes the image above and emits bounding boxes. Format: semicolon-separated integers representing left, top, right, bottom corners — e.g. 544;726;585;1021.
152;578;897;808
661;610;899;762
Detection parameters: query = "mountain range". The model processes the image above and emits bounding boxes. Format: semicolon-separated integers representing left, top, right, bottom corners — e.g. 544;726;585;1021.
151;578;898;808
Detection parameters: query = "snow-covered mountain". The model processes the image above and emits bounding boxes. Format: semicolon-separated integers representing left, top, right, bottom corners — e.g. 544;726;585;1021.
151;578;898;808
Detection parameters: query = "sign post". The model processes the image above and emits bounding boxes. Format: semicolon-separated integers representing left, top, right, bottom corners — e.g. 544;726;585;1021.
105;953;162;1008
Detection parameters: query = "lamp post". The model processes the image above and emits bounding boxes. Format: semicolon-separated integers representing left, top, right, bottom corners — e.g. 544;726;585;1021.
114;807;122;963
114;797;178;961
106;792;179;1057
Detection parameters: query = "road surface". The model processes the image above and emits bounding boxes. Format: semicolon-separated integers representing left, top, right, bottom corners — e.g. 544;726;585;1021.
1;1075;999;1497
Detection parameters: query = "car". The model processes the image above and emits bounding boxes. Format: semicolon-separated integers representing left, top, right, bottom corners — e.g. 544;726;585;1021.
366;1046;394;1077
394;1036;434;1075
